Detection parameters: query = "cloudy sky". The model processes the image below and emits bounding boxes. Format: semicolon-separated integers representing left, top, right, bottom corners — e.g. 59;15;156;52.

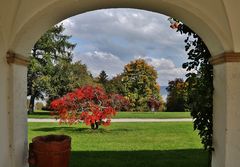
61;8;188;86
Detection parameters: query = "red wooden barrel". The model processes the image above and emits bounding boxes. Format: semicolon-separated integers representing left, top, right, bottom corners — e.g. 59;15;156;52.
29;135;71;167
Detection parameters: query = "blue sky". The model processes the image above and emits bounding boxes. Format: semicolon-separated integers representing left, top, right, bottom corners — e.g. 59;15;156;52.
61;8;188;86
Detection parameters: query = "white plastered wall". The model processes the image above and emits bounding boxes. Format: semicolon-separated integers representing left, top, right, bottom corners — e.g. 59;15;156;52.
0;47;12;167
212;62;240;167
0;55;28;167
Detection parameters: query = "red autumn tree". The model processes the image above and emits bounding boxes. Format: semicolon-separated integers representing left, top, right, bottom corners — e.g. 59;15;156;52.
50;85;128;129
147;96;162;112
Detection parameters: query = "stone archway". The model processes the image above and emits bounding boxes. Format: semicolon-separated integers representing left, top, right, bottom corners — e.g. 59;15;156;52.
1;1;240;167
8;1;228;56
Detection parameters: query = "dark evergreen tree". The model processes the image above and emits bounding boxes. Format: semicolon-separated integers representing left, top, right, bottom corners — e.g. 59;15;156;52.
98;70;108;84
27;24;76;113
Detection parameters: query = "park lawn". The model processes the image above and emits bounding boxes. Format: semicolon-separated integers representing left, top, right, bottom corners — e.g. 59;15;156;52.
28;110;191;119
116;111;191;119
28;122;208;167
28;110;53;119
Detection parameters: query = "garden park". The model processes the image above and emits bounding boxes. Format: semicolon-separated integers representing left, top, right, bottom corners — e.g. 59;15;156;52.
27;10;212;167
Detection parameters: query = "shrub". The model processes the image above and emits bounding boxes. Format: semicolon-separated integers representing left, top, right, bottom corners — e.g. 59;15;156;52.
35;102;44;110
147;96;162;112
109;94;130;111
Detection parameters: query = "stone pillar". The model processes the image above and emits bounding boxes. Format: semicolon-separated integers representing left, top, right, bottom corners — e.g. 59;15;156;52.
211;53;240;167
0;51;29;167
0;51;11;167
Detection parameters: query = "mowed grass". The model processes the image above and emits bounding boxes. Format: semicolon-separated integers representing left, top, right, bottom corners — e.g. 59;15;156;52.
28;110;191;119
116;111;191;119
28;122;208;167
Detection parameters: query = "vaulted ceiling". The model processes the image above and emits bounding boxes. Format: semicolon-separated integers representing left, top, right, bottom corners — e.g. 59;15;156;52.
0;0;239;57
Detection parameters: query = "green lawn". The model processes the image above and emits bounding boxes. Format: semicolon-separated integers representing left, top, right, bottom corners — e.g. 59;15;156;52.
28;110;191;119
28;122;208;167
28;110;53;119
116;111;191;119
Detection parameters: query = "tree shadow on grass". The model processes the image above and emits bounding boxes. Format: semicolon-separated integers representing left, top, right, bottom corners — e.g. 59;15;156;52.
32;126;134;134
29;111;51;116
70;149;209;167
32;126;85;132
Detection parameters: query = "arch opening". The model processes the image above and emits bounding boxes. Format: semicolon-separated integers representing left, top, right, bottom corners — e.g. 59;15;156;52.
26;8;212;167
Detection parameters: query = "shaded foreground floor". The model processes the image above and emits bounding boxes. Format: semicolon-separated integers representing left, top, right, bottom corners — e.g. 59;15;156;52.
70;149;209;167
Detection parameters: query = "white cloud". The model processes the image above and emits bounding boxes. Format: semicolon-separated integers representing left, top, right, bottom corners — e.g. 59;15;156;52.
137;56;175;69
61;9;187;61
74;51;125;78
60;8;189;86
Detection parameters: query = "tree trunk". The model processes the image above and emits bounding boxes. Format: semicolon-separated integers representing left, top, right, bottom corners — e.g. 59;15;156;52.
28;95;35;114
91;123;95;129
90;122;99;130
95;122;99;129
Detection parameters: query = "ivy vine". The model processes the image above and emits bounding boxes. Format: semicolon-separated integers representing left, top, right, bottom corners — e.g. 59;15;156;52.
176;24;214;153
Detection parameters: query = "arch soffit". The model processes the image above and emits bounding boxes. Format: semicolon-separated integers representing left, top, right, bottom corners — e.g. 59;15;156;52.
10;0;230;57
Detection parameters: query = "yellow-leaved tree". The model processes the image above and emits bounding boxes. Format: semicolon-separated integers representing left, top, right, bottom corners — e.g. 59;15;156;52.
122;59;163;111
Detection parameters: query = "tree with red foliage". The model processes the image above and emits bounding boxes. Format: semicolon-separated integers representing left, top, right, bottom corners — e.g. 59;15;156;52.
50;85;128;129
109;94;130;111
147;96;162;112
